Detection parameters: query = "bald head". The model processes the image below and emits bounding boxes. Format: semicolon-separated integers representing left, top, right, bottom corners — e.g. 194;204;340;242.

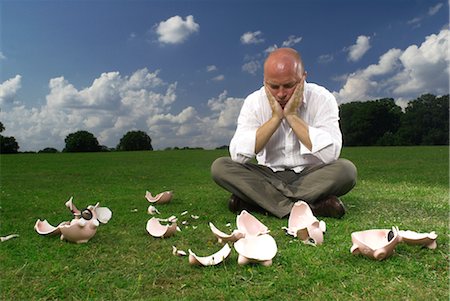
264;48;304;79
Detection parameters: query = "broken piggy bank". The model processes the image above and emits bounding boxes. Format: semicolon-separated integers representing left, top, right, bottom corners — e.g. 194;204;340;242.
35;197;112;243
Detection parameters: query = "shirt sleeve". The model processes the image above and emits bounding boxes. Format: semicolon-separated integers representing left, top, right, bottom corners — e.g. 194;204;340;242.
229;93;260;162
299;89;342;164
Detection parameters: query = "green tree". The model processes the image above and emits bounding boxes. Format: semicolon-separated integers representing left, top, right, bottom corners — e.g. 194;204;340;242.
397;94;449;145
64;130;101;152
117;130;153;151
0;122;20;153
339;98;402;146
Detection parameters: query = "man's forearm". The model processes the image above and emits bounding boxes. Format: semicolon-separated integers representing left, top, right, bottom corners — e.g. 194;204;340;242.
285;114;312;151
255;116;282;154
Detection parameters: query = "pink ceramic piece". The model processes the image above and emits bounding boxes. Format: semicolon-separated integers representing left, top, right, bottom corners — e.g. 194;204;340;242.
146;217;177;238
350;226;400;260
236;210;270;237
399;230;438;249
234;234;278;266
284;201;326;245
145;191;173;204
35;198;112;243
188;243;231;266
34;219;63;235
209;222;245;243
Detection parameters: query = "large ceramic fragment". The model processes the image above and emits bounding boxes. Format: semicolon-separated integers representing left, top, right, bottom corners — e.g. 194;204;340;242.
35;198;112;244
234;234;277;266
350;226;400;260
146;217;177;238
209;222;245;243
188;243;231;266
283;201;326;245
399;230;437;249
236;210;269;237
145;190;173;204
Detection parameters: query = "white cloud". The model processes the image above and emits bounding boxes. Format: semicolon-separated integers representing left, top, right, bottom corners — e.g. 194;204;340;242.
347;35;371;62
240;31;264;44
212;75;225;81
333;28;449;104
0;75;22;105
428;3;443;15
206;65;218;72
318;54;334;64
0;69;244;151
282;35;302;47
0;52;6;60
155;15;199;44
242;60;261;75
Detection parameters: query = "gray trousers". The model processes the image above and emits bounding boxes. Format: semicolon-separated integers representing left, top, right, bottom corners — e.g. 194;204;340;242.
211;157;357;218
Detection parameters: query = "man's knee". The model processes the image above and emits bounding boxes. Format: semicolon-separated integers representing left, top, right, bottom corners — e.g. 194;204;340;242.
337;158;357;188
211;157;233;182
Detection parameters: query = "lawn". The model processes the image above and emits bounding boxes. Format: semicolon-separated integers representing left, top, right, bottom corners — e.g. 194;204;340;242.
0;146;448;300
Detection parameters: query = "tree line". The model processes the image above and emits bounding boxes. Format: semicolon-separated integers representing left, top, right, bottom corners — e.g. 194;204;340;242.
339;94;448;146
0;93;448;153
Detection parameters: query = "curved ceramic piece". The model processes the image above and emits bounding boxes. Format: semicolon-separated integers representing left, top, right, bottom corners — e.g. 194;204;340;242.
59;218;99;243
65;196;80;216
350;226;400;260
236;210;269;237
147;205;160;215
188;243;231;266
284;201;326;245
35;198;112;243
94;205;112;224
209;222;245;243
34;219;62;235
399;230;438;249
234;234;277;266
145;191;173;204
146;217;177;238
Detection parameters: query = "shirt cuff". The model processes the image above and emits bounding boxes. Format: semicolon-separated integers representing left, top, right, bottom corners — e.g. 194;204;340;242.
230;129;257;161
300;126;333;154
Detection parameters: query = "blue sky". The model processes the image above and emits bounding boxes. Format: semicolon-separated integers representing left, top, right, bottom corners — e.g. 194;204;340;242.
1;0;448;151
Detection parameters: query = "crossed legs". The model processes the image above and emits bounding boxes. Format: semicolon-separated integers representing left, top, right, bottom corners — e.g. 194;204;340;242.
211;157;357;218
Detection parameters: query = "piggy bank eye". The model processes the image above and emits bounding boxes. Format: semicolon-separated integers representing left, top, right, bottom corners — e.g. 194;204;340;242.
387;230;394;242
81;208;93;220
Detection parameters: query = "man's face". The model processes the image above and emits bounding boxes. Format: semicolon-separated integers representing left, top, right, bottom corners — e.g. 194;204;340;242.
264;73;305;108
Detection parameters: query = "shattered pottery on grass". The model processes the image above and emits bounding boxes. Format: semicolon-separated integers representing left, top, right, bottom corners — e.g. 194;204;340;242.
234;234;277;266
188;244;232;266
398;230;438;249
283;201;326;246
145;190;173;204
34;197;112;244
146;217;178;238
350;226;438;260
209;222;245;243
350;226;400;260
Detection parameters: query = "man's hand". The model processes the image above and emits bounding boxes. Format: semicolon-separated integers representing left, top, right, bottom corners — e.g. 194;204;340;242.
283;81;304;116
264;85;284;121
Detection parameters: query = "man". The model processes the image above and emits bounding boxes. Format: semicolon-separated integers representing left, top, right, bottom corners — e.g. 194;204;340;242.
211;47;357;219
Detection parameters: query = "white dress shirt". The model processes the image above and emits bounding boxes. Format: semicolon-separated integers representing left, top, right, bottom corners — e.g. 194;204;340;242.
229;82;342;173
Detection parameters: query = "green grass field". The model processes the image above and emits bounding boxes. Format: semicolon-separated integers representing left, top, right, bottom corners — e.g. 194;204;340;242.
0;146;448;300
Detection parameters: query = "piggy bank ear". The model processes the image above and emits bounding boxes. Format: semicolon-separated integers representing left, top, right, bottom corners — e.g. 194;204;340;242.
95;207;112;224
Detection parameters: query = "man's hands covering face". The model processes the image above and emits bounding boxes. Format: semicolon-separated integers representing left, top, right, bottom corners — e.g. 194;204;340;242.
264;81;304;120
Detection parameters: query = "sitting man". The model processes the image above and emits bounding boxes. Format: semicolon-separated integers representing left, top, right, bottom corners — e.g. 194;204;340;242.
211;47;357;218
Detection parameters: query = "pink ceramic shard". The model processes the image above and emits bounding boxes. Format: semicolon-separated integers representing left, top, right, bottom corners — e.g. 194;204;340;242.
145;190;173;204
146;217;177;238
209;222;245;243
399;230;438;249
172;246;187;256
34;219;63;235
234;234;278;266
147;205;160;215
350;226;400;260
188;243;231;266
284;201;326;245
236;210;270;237
35;198;112;243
